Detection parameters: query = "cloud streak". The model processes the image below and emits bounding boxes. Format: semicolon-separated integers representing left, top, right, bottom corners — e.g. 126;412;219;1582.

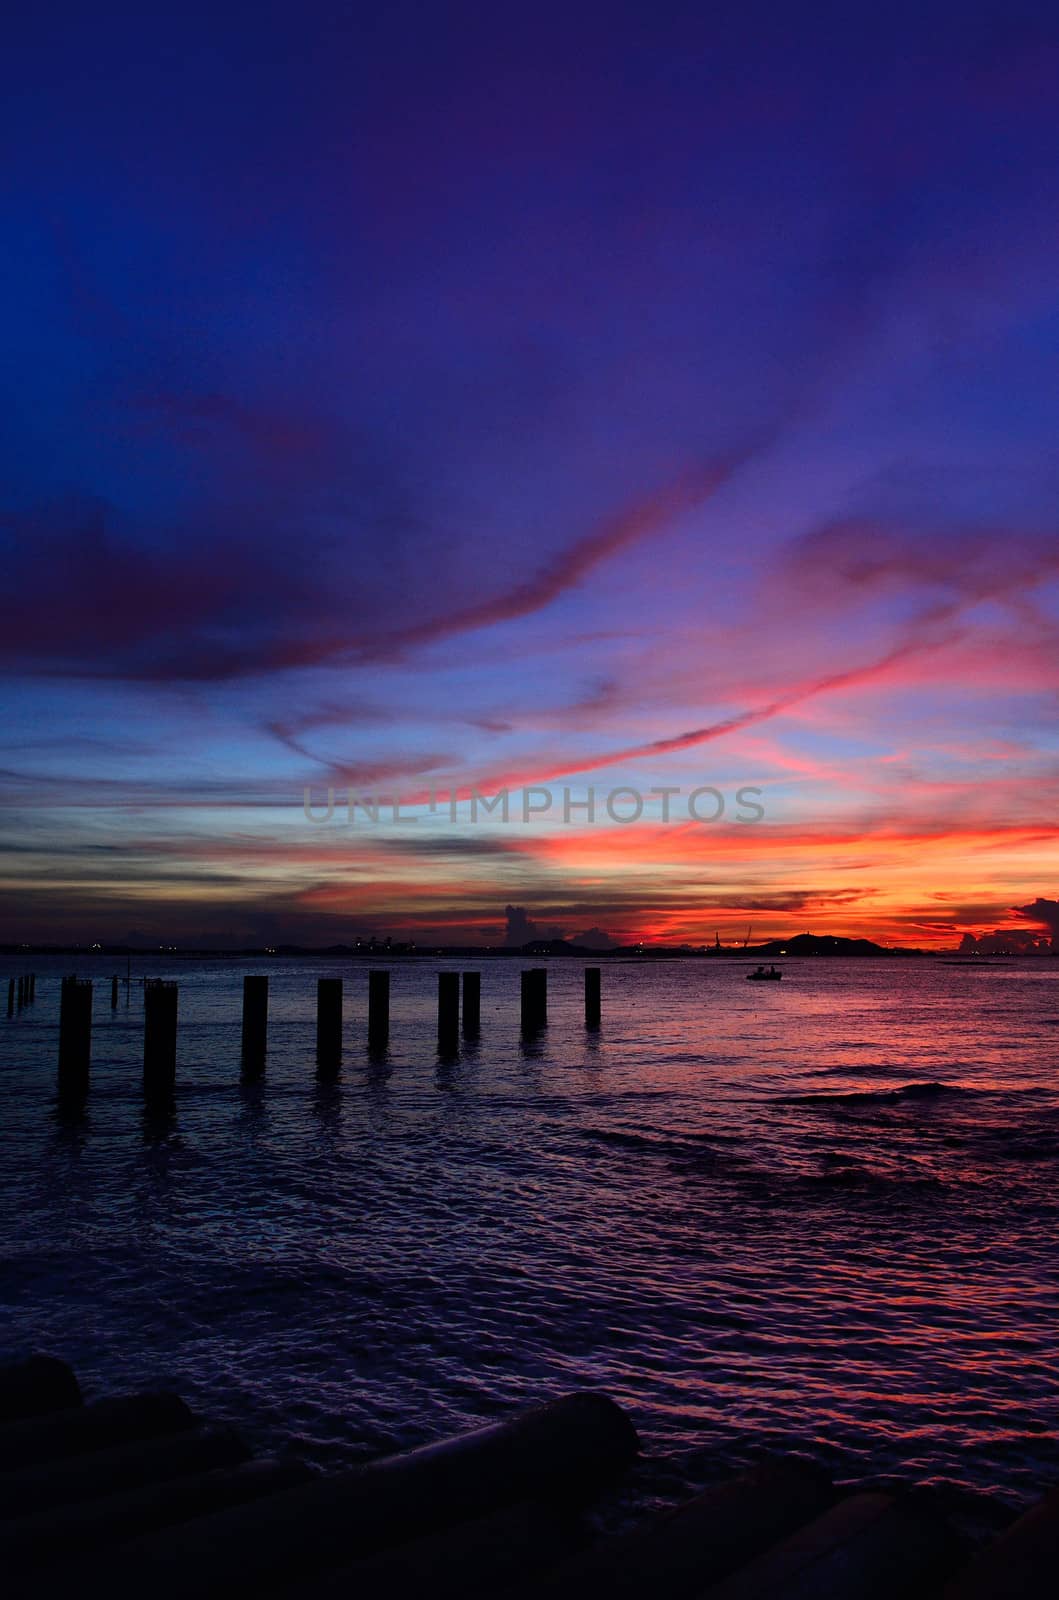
0;445;759;683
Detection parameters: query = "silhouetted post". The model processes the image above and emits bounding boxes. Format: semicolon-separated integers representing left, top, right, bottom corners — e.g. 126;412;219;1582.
534;967;547;1026
316;978;343;1070
462;971;480;1037
241;976;269;1075
521;967;547;1032
28;972;35;1002
438;971;459;1053
585;966;601;1028
143;979;178;1096
58;976;92;1094
368;969;389;1050
17;975;24;1010
111;974;119;1010
6;978;13;1017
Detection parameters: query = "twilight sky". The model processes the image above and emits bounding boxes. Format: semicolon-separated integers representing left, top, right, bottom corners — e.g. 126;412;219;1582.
2;1;1058;948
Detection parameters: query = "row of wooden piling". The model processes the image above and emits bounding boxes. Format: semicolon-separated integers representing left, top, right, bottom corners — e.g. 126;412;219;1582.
5;1351;1053;1598
7;972;37;1016
0;1358;640;1600
44;967;602;1097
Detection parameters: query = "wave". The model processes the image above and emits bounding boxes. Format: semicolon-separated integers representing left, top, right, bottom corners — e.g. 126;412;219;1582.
797;1165;946;1194
780;1081;973;1108
579;1126;701;1160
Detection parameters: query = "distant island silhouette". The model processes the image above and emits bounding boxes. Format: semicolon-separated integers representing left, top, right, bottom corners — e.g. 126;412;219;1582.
0;932;977;959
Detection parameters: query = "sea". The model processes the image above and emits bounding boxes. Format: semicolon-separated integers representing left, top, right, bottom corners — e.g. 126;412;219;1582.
2;954;1058;1523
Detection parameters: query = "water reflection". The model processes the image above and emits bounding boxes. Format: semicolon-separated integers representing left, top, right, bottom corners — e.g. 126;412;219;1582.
312;1076;342;1133
4;955;1059;1512
237;1078;267;1118
365;1043;393;1089
52;1090;88;1139
142;1094;176;1143
435;1051;462;1091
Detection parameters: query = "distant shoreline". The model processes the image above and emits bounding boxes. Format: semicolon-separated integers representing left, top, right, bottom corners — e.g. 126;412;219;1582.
3;935;1054;961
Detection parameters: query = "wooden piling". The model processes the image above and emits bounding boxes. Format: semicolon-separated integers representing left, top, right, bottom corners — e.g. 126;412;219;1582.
241;976;268;1075
520;970;533;1030
368;970;389;1049
143;980;178;1096
0;1391;193;1474
516;1456;833;1599
6;977;13;1017
945;1482;1059;1598
521;967;547;1032
461;971;480;1037
1;1423;247;1519
1;1455;311;1572
0;1357;82;1425
70;1392;638;1599
699;1490;959;1600
316;978;343;1070
437;971;460;1051
28;973;34;1002
57;976;92;1095
17;975;24;1010
306;1498;582;1599
585;966;601;1027
12;1352;1059;1600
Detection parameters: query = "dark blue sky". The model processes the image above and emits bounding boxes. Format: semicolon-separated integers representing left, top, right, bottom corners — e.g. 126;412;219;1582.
3;1;1058;945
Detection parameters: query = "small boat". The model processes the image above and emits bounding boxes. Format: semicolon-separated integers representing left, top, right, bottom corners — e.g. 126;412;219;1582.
747;966;783;981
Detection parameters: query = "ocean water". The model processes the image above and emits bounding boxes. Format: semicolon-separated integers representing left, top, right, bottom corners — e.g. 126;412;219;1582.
2;955;1058;1517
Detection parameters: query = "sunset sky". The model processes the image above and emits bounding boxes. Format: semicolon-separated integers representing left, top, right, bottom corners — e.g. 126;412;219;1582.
2;1;1058;948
